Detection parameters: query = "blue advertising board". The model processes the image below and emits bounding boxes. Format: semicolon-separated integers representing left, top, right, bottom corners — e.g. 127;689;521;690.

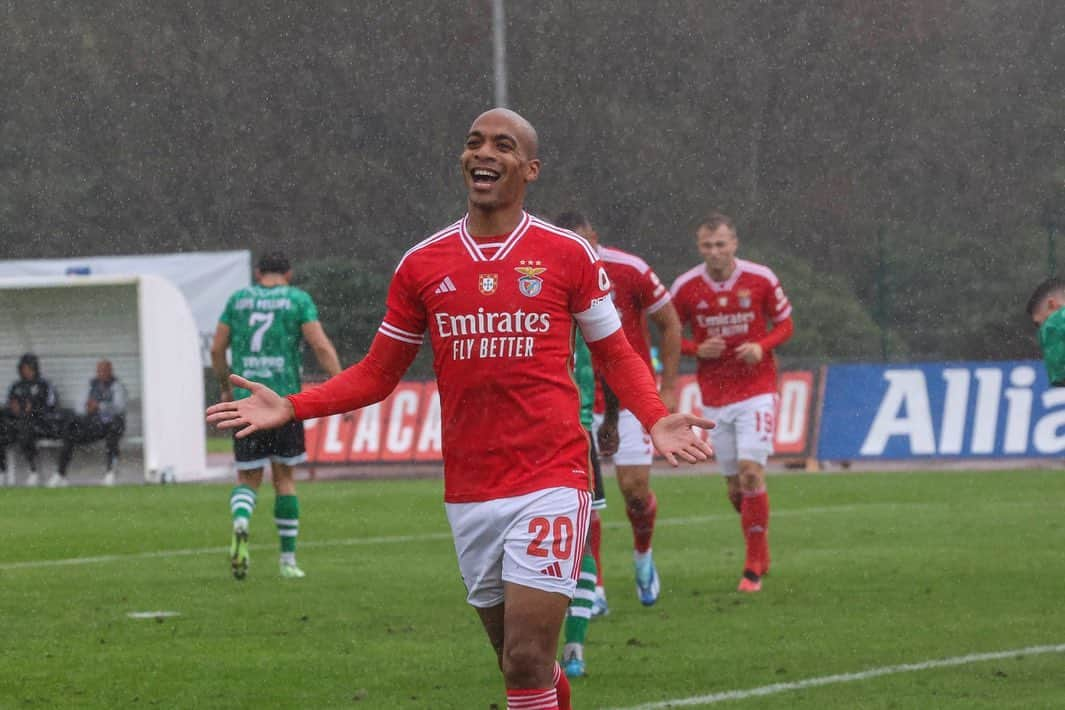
817;360;1065;459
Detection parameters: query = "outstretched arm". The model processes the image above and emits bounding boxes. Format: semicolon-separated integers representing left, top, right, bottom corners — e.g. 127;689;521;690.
206;332;420;438
586;328;714;466
288;332;418;418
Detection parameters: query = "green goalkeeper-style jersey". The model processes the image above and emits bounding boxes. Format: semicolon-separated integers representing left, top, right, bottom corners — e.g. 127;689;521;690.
220;284;319;399
1039;306;1065;387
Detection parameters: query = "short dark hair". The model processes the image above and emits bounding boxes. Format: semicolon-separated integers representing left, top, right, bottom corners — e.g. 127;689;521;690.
257;252;291;275
553;211;590;232
697;211;736;234
17;352;38;375
1027;277;1065;316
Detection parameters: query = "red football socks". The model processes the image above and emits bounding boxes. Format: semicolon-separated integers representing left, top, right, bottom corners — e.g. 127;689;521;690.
553;661;571;710
625;491;658;554
589;510;604;587
740;489;770;576
506;687;558;709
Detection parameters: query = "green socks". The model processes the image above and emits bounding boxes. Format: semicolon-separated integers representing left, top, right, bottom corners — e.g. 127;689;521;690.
230;485;257;530
564;549;599;648
230;487;301;568
274;495;300;555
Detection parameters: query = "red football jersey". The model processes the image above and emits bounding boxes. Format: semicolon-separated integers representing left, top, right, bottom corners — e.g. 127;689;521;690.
670;258;792;407
597;245;671;369
382;212;619;503
592;245;671;412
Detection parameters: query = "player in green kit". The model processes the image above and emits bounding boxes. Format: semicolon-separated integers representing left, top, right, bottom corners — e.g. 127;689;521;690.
1028;277;1065;384
558;329;607;679
211;252;342;579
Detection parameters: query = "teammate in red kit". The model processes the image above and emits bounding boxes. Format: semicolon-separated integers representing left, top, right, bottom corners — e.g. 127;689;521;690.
670;212;794;593
207;108;714;710
552;212;681;609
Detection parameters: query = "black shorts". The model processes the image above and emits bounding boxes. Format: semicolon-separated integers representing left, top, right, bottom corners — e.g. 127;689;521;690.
588;431;607;510
233;420;306;470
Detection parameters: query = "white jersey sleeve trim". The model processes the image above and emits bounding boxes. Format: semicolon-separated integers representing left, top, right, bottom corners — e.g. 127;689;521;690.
574;297;622;343
737;258;781;287
600;246;651;274
395;221;463;272
772;305;793;323
644;291;672;315
379;321;424;345
669;264;705;297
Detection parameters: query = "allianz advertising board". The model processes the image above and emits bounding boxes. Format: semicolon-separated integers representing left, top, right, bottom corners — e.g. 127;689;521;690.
818;361;1065;460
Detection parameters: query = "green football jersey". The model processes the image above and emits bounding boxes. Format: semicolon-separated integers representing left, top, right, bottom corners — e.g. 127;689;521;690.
1039;306;1065;387
574;331;595;430
220;284;319;399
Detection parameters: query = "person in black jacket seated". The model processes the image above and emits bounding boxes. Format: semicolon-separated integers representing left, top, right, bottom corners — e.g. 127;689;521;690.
1;353;65;487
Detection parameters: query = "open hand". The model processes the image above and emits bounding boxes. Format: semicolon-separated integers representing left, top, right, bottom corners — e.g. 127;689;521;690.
205;374;294;438
649;413;715;466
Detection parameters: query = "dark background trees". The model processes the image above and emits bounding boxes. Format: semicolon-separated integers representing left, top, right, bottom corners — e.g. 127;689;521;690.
3;1;1063;366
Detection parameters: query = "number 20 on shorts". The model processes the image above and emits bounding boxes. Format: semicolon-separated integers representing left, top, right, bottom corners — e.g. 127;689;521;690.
526;516;574;560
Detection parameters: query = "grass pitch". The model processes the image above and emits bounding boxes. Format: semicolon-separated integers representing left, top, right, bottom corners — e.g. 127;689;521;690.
2;469;1064;709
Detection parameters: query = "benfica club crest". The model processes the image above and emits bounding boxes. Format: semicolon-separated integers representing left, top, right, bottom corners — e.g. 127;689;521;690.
515;262;547;297
738;289;751;308
478;273;499;295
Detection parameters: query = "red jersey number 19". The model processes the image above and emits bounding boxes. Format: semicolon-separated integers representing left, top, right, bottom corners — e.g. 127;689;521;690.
755;410;774;435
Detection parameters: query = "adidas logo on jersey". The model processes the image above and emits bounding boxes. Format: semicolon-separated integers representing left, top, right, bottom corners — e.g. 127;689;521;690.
540;561;564;578
697;299;709;309
434;276;457;294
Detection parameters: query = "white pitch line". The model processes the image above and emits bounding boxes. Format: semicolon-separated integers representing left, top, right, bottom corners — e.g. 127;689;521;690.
0;502;928;572
0;532;452;571
127;611;181;619
604;643;1065;709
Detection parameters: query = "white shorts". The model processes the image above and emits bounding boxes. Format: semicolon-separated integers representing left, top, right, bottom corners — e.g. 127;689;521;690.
702;393;777;476
445;487;591;608
591;409;654;466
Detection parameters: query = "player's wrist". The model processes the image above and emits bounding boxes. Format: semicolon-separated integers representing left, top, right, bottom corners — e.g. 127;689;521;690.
647;410;670;434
